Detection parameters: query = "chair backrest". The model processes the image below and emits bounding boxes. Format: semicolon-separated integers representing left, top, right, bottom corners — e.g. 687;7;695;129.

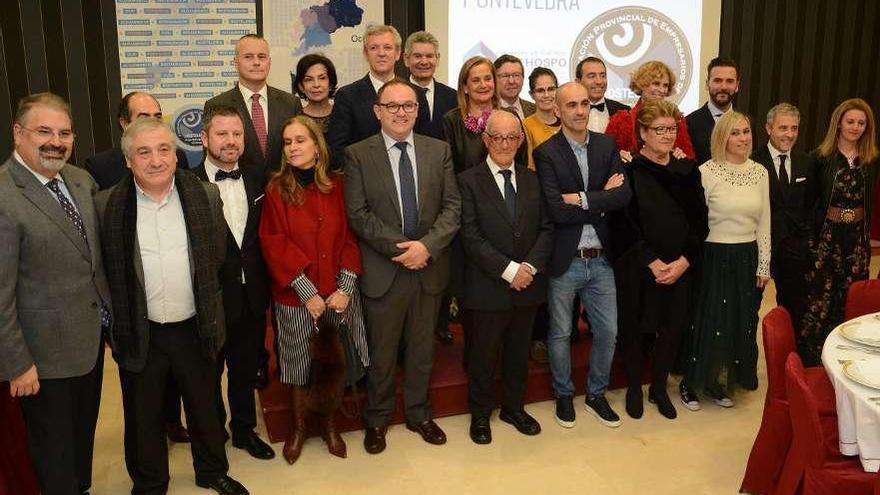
845;280;880;320
763;306;796;401
785;353;828;468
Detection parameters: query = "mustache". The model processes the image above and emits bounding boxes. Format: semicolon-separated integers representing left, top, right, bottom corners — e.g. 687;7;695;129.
39;143;68;155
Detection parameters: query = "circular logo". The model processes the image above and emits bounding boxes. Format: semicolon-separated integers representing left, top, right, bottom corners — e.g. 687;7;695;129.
569;7;692;106
172;105;204;151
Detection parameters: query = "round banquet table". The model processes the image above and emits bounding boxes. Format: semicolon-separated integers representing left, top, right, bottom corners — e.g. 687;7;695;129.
821;311;880;472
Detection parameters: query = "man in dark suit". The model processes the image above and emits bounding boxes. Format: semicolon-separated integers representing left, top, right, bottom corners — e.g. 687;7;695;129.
575;57;630;133
344;80;461;454
753;103;817;326
458;110;553;445
327;24;430;170
494;54;536;120
98;118;248;495
404;30;458;140
84;91;190;190
0;92;111;495
192;105;274;460
203;34;302;175
686;57;740;165
534;82;631;430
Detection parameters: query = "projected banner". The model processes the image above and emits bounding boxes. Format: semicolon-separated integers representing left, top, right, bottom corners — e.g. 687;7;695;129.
447;0;703;113
263;0;384;92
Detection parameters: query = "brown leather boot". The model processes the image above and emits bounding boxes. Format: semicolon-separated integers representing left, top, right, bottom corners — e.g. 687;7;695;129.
283;385;306;464
322;412;347;458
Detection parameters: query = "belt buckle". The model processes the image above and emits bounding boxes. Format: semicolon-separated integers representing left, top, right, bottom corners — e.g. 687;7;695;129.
841;208;856;223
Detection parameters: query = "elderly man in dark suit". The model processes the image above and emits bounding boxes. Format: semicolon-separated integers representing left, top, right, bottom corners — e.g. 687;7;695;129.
97;118;248;495
753;103;818;325
327;24;430;170
0;92;112;495
192;105;274;460
575;57;629;133
404;30;459;140
344;79;461;455
203;34;302;174
534;82;631;430
686;57;740;165
457;110;553;444
494;54;536;120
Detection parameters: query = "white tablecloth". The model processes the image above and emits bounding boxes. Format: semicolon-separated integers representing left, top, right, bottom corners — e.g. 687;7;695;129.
821;312;880;472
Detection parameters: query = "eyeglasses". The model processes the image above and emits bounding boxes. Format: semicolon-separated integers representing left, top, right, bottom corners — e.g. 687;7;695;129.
497;73;523;81
485;133;523;145
532;86;557;95
648;125;678;136
377;101;419;114
19;125;75;143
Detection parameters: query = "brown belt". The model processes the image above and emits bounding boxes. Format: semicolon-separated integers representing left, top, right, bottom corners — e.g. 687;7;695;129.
575;248;603;259
826;206;865;224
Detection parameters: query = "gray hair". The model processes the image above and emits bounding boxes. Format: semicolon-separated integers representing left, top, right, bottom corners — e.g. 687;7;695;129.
363;24;402;50
485;109;523;135
766;102;800;126
121;117;175;158
404;31;439;55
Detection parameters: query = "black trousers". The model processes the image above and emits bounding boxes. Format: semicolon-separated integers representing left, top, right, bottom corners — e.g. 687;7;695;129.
119;319;228;495
466;306;536;417
215;285;265;438
773;235;811;329
19;344;103;495
163;374;183;425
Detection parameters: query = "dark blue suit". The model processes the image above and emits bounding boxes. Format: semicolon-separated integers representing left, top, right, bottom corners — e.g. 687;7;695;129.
422;79;458;140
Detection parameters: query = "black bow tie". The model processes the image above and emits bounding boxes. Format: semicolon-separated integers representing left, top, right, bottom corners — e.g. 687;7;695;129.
590;102;605;112
215;168;242;181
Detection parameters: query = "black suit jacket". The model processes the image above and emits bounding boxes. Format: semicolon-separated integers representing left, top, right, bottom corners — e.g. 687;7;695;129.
534;130;632;276
203;84;302;174
752;145;818;271
84;147;190;191
192;160;270;318
327;74;431;170
457;162;553;310
686;103;716;166
604;98;630;117
421;79;458;140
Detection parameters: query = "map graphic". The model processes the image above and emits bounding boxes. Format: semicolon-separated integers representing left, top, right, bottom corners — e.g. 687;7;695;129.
292;0;365;54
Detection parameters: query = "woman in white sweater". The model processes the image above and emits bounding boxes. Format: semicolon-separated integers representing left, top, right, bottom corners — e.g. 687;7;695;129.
679;111;771;410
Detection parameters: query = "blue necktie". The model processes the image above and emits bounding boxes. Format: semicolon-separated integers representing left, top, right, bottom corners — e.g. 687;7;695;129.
499;169;516;218
395;142;419;238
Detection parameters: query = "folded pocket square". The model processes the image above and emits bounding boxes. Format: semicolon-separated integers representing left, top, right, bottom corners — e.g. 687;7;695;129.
795;177;806;183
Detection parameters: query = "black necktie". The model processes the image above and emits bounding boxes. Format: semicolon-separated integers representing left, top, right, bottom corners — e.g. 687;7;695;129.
778;154;789;186
395;142;419;238
215;168;242;181
499;169;516;218
590;102;605;112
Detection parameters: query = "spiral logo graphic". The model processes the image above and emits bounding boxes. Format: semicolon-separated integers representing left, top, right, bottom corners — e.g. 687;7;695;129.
173;106;204;150
569;7;692;106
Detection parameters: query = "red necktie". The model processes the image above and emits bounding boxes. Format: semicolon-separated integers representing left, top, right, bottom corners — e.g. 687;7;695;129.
250;93;268;157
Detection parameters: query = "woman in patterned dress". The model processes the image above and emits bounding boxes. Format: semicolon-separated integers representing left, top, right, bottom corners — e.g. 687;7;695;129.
798;98;879;366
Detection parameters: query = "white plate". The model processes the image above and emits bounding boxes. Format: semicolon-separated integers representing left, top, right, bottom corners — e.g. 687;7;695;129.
842;360;880;390
839;317;880;348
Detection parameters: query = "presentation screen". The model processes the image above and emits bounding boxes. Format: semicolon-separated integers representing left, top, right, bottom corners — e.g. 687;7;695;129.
445;0;705;113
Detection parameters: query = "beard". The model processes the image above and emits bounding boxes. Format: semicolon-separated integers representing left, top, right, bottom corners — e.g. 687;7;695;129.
208;146;240;168
710;91;734;107
38;144;69;172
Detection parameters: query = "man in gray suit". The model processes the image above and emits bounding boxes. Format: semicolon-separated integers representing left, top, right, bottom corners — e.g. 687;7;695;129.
0;92;111;495
344;79;461;454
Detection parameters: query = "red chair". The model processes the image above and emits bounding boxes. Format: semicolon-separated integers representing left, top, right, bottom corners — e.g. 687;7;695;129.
740;307;838;494
844;280;880;320
778;353;875;495
0;382;39;495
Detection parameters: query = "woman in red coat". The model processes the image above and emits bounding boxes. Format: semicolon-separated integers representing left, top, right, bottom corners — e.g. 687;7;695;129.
605;61;695;161
259;115;369;464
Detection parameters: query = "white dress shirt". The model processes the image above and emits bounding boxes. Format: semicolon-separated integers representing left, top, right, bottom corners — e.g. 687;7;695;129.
767;142;791;183
587;98;610;133
204;156;249;282
410;76;435;118
382;130;419;228
485;157;536;282
135;179;197;323
707;101;729;122
369;72;393;94
238;84;269;130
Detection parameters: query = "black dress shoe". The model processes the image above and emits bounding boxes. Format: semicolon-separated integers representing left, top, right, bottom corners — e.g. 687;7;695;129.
255;364;269;390
165;422;190;443
648;386;677;420
406;419;447;445
232;431;275;460
469;416;492;444
625;386;643;419
435;328;454;344
196;475;249;495
499;410;541;436
363;426;387;454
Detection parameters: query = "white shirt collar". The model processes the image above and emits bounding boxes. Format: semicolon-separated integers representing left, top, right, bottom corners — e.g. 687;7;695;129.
203;155;240;183
14;150;62;185
767;142;789;161
135;177;176;206
381;130;415;152
486;155;516;176
239;83;268;105
707;101;729;119
369;72;394;93
590;97;607;106
501;98;524;113
410;76;434;93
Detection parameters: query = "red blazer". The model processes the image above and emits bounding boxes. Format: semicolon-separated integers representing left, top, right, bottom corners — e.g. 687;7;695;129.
605;99;696;159
259;177;362;306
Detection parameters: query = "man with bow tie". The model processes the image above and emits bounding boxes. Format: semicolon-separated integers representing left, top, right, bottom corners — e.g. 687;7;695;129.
192;105;274;461
574;57;630;133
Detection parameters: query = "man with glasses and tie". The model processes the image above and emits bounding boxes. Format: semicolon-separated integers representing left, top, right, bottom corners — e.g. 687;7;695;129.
574;57;630;133
456;110;553;444
0;92;112;495
687;57;741;165
344;79;461;455
752;103;817;326
494;54;536;120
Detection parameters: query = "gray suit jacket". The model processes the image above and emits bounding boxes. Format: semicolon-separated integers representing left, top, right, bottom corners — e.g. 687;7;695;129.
343;133;461;299
0;157;111;380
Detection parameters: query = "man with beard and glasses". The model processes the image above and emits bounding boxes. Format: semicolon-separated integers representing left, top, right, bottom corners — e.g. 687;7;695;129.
192;105;274;460
0;92;112;495
686;57;741;165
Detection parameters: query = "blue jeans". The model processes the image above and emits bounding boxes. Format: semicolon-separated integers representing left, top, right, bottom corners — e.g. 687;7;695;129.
547;256;618;398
